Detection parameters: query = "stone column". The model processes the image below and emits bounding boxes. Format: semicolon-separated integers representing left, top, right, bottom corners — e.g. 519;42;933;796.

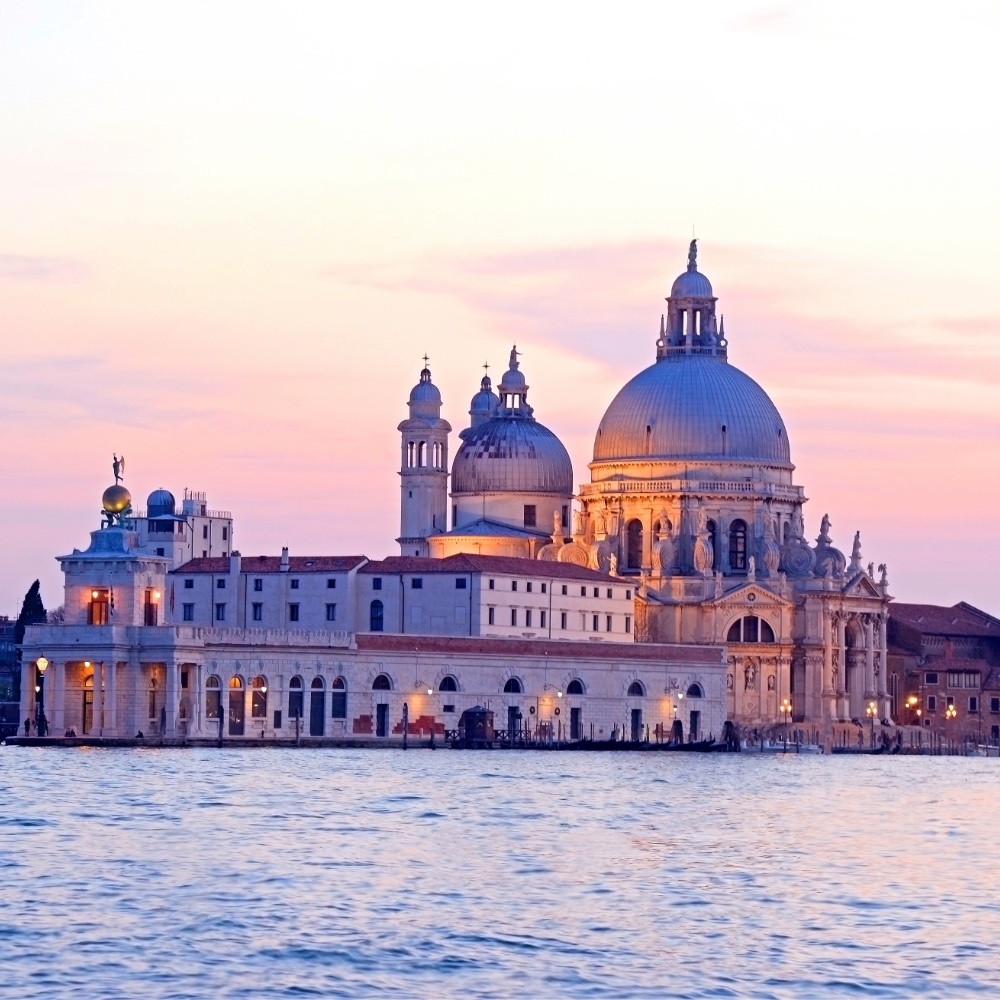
165;661;179;737
836;615;848;721
20;660;34;728
877;613;890;721
864;614;876;701
52;661;66;734
105;660;118;737
95;661;105;736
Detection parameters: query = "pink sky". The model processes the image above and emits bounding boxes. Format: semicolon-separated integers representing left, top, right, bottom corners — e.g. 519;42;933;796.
1;3;998;616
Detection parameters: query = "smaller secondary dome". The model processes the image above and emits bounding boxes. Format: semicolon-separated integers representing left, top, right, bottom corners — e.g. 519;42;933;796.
147;488;176;517
102;484;132;514
469;374;499;429
452;419;573;495
409;366;442;406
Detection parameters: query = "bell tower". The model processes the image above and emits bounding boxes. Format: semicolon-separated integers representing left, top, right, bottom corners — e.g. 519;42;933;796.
397;359;451;556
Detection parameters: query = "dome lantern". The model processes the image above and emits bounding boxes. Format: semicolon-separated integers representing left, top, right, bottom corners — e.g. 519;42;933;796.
656;239;727;361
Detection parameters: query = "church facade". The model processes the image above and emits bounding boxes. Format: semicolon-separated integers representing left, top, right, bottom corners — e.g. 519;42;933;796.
21;242;891;742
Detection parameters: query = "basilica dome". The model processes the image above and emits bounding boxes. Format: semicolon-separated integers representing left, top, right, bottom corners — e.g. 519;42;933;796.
593;355;790;465
452;347;573;496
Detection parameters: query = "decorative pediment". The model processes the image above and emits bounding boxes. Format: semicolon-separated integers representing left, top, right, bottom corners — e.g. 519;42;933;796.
709;583;793;610
842;573;881;598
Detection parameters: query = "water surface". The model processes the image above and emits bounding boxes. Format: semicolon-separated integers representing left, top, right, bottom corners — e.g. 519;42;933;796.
1;747;997;998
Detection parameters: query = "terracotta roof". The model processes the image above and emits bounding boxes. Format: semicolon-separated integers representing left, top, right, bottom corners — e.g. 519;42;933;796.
890;602;1000;638
173;556;368;574
982;669;1000;693
359;553;615;583
356;633;723;663
920;657;989;672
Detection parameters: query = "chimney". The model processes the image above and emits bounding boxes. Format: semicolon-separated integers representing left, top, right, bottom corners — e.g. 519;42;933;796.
280;547;290;572
229;553;241;578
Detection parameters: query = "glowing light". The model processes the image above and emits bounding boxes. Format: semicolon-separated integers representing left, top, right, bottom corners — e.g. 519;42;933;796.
92;591;99;599
84;661;91;667
427;688;433;696
36;656;48;674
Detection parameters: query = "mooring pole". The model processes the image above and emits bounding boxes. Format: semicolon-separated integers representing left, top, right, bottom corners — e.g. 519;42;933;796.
402;702;408;750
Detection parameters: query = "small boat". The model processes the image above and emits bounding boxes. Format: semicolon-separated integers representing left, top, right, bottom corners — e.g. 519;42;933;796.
746;739;823;754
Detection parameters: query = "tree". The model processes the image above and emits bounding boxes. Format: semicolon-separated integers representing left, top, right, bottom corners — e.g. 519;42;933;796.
14;580;47;649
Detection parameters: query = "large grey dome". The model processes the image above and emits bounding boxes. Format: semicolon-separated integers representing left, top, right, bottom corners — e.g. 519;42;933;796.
453;418;573;494
594;355;791;465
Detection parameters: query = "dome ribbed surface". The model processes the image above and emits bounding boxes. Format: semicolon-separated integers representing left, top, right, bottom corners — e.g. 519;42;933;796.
670;270;714;298
593;356;790;464
453;418;573;494
147;488;176;517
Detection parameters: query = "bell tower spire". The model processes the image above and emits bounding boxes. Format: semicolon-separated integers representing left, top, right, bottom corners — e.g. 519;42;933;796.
656;241;728;362
397;358;451;556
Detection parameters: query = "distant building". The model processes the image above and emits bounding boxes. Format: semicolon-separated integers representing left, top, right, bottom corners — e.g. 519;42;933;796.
0;615;18;737
887;602;1000;742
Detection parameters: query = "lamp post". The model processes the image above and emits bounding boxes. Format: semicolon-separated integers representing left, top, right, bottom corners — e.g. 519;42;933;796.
35;657;48;737
905;694;919;725
866;700;877;747
779;698;792;739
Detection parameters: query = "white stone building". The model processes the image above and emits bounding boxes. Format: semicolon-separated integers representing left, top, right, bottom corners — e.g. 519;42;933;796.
20;240;891;743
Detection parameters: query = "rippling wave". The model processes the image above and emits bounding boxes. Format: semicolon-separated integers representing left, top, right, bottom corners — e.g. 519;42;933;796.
1;747;998;998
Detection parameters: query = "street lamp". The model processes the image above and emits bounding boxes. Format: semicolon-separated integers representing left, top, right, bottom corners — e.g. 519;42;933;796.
35;657;48;737
779;698;792;735
945;703;957;721
866;700;877;746
905;694;919;725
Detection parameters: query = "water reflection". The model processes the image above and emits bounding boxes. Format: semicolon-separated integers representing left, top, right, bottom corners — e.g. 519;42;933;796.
1;748;998;998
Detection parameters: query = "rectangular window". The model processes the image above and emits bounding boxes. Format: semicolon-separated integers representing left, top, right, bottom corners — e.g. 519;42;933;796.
182;603;194;621
254;578;263;592
411;578;423;589
222;527;228;541
455;578;467;589
946;695;955;707
489;579;495;590
202;550;207;557
593;587;599;598
526;582;533;593
926;672;939;685
216;578;226;589
488;607;495;626
443;704;455;713
562;585;568;596
991;697;1000;713
592;614;599;632
452;504;458;528
252;603;263;621
203;525;209;539
143;590;158;626
523;504;537;527
607;588;612;599
580;586;586;597
606;615;613;632
214;603;226;622
541;583;547;594
626;590;632;600
181;671;189;689
625;616;632;634
927;695;937;712
560;612;567;629
289;603;300;622
525;610;533;628
511;609;518;627
326;603;337;621
562;505;569;528
327;578;337;589
184;579;194;590
969;696;979;713
511;581;518;592
331;690;347;719
540;610;547;628
373;577;382;590
290;579;300;590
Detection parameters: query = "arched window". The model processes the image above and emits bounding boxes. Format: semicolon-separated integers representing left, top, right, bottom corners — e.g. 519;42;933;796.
370;600;384;632
311;677;324;689
707;519;719;571
627;680;645;697
782;521;791;545
372;674;391;691
229;676;243;689
417;441;426;467
729;519;748;572
227;676;245;736
626;519;643;570
686;683;704;698
331;676;347;719
251;675;267;719
309;677;324;736
205;674;221;720
503;678;522;694
288;675;304;719
439;675;458;692
407;441;414;468
726;616;776;643
566;679;585;695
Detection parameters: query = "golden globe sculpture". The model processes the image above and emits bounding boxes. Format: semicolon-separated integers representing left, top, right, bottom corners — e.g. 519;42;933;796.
102;483;132;514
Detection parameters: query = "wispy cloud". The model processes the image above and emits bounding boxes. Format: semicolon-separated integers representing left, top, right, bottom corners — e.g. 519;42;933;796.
0;254;88;281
